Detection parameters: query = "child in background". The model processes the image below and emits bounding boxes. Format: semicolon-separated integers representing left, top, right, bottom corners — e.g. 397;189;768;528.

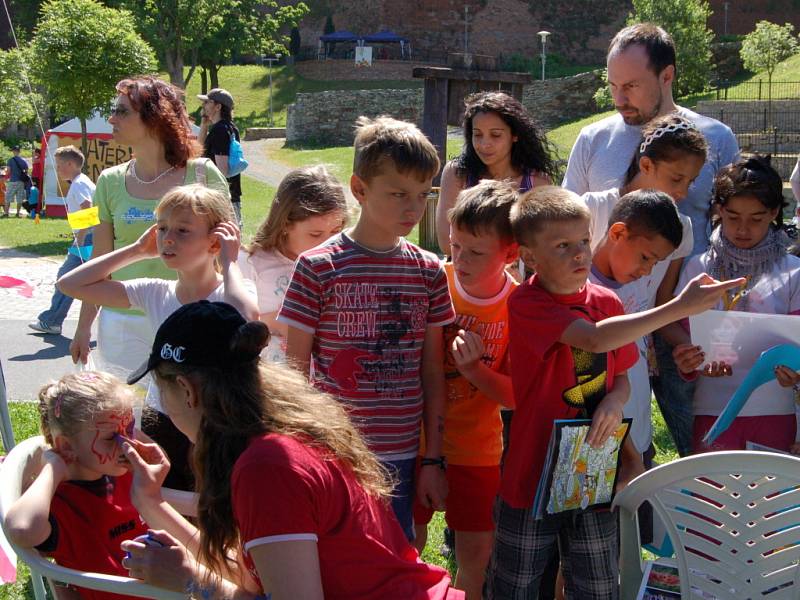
485;186;744;598
673;156;800;453
30;146;96;336
279;116;454;542
413;180;518;599
583;113;708;458
58;183;258;490
239;165;347;362
4;372;146;600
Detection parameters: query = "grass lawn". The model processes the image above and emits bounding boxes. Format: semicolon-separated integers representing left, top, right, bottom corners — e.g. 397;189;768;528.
180;64;422;131
269;110;613;183
0;395;677;597
0;176;275;259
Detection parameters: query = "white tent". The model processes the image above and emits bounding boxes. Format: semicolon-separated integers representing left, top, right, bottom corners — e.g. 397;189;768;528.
42;112;129;217
42;112;199;217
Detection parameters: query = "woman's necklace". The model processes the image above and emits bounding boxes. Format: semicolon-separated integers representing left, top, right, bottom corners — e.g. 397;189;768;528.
129;159;175;185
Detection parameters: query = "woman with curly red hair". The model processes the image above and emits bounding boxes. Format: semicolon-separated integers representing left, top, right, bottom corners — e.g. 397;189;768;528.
68;76;230;489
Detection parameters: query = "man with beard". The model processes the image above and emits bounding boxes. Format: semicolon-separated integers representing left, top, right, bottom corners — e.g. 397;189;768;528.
563;23;738;256
563;23;740;461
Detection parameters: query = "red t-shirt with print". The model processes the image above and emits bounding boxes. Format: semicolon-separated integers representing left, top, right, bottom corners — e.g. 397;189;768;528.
500;276;638;509
40;472;148;600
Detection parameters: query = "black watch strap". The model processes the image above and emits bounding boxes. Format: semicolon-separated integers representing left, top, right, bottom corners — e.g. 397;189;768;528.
420;456;447;470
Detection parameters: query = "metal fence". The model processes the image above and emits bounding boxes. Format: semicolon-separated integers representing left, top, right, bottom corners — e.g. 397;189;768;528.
698;108;800;134
711;80;800;101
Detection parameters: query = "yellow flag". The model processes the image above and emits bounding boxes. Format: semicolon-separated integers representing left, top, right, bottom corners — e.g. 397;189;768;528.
67;206;100;230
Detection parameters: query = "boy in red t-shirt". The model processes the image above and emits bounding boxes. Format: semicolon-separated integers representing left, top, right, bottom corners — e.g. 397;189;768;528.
485;186;746;598
412;180;518;598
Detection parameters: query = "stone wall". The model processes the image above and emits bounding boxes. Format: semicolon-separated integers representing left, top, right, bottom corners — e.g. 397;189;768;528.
294;0;627;66
286;88;423;145
295;59;427;81
522;70;604;128
286;70;605;144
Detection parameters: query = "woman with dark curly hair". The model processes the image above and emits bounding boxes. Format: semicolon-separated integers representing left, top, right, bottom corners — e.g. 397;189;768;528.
67;76;230;489
435;91;559;254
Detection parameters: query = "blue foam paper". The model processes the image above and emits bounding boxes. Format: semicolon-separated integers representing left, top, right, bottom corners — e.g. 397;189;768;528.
704;344;800;444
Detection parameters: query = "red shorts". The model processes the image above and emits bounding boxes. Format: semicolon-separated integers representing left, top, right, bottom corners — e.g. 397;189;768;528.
693;414;796;453
413;463;500;532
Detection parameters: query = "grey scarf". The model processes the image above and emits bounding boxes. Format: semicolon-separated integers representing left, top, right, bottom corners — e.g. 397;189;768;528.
707;225;789;310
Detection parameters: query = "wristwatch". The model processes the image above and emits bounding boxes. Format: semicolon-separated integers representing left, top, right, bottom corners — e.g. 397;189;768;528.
420;456;447;470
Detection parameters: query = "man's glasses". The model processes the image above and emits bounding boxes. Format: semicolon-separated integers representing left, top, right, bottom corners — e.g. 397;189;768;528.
110;104;131;118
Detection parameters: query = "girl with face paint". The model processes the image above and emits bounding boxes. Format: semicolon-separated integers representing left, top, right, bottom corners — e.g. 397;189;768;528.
4;372;148;600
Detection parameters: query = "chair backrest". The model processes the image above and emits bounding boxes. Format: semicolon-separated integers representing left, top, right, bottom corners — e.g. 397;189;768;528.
0;436;187;600
613;451;800;599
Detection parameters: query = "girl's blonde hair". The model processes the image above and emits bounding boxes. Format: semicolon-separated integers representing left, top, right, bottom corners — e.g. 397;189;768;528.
38;372;136;445
247;166;347;255
155;183;234;228
153;322;392;576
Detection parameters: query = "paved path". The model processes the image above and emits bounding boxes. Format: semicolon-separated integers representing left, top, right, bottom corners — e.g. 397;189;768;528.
241;138;293;188
0;248;89;402
0;137;344;403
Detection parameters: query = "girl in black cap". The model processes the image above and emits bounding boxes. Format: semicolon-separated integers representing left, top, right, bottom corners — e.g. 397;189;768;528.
120;301;463;600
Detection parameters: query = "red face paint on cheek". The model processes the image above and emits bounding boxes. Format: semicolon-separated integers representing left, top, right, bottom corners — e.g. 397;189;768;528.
91;410;135;465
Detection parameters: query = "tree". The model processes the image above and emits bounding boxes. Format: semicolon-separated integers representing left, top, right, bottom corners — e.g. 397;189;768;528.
193;0;309;90
628;0;714;96
324;14;335;35
0;47;45;130
290;27;302;57
740;21;799;101
31;0;156;164
113;0;308;89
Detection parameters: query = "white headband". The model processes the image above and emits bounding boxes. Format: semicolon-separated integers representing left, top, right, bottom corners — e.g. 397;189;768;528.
639;120;698;154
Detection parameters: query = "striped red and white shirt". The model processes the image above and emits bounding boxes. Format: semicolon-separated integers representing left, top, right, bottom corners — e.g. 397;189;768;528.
278;233;455;459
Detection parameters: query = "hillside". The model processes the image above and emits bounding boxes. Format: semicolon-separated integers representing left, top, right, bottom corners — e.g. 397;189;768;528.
180;64;421;130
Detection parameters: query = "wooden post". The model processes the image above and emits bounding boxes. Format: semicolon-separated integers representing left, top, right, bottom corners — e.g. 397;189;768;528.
421;76;449;186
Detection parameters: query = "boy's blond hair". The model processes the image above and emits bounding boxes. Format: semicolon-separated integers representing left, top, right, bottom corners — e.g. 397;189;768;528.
448;179;517;244
54;145;85;168
510;186;589;247
353;116;440;182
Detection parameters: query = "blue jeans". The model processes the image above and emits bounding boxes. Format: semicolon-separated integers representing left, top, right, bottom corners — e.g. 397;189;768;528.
37;252;83;328
382;457;416;542
650;333;696;457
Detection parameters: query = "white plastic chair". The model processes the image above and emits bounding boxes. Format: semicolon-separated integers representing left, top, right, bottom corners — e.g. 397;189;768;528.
0;435;194;600
613;450;800;600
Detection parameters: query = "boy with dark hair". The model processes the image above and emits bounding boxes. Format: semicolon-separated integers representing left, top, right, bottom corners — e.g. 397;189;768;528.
485;186;744;598
413;179;518;598
279;116;454;541
590;189;683;477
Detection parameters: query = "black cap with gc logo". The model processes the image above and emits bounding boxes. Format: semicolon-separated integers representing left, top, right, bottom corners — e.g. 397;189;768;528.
127;301;253;385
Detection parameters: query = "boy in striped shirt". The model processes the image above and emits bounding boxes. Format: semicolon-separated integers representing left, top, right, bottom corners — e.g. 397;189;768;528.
279;116;455;541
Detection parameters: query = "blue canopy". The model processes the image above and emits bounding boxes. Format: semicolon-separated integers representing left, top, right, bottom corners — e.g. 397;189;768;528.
319;30;360;43
363;29;409;43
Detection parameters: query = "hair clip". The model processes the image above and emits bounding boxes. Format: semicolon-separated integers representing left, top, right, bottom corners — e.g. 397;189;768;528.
54;394;62;419
639;120;698;154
